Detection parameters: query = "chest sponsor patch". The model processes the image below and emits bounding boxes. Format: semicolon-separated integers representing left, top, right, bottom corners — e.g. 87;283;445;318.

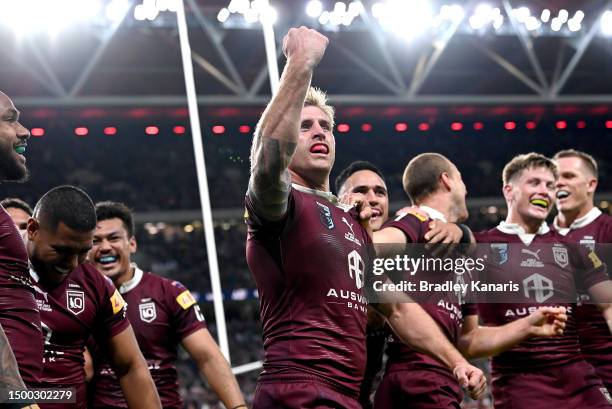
176;290;197;310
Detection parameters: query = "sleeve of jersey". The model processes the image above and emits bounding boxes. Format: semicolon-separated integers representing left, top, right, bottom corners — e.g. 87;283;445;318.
167;280;206;340
244;188;301;236
382;212;425;243
571;245;609;291
98;274;130;338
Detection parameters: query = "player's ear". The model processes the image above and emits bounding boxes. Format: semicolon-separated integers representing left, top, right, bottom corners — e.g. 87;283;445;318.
440;172;452;191
26;217;39;240
129;236;137;254
502;184;513;201
587;177;597;195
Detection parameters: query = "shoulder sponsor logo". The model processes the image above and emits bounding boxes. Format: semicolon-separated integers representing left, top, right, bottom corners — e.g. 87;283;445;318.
316;201;334;230
66;290;85;315
580;235;596;251
110;289;127;315
520;248;544;268
552;245;569;268
342;217;361;246
522;273;554;303
600;388;612;404
176;290;197;310
490;243;508;265
588;250;603;269
139;301;157;323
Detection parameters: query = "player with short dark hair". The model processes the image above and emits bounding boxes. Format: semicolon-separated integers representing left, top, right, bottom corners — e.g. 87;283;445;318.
1;197;33;239
469;153;612;409
27;186;161;409
246;27;486;408
0;90;44;402
88;201;245;409
553;149;612;389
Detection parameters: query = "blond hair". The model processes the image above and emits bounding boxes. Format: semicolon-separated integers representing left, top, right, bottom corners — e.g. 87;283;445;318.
304;87;335;128
502;152;558;185
553;149;598;179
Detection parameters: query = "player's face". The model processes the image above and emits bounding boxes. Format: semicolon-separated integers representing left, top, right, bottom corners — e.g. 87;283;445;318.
289;106;335;185
449;164;469;222
506;166;555;222
90;218;136;282
6;206;30;241
555;156;596;214
0;92;30;182
340;170;389;230
27;220;93;286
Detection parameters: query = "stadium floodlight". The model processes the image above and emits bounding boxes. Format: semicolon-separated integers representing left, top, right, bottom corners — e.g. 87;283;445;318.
217;7;230;22
319;10;330;24
550;17;562;32
439;4;465;23
375;0;433;40
228;0;249;14
259;5;278;25
540;9;550;23
602;10;612;36
513;6;530;23
557;9;569;23
567;13;582;32
106;0;131;22
244;8;259;23
371;2;384;19
525;16;541;31
573;10;585;24
469;4;494;30
334;2;347;14
348;1;365;16
306;0;323;18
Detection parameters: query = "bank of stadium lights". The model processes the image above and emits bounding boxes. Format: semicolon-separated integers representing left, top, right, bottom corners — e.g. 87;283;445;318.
216;0;278;25
133;0;179;21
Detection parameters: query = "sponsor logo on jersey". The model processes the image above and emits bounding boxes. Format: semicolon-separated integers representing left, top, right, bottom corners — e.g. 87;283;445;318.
176;290;197;310
139;301;157;323
580;235;596;251
588;250;603;269
110;289;127;315
66;290;85;315
490;243;508;265
520;248;544;268
316;201;334;230
395;210;427;222
552;244;569;268
523;273;554;303
342;217;361;246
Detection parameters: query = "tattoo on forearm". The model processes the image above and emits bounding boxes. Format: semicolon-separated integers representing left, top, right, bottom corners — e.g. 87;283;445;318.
249;138;297;219
0;324;26;400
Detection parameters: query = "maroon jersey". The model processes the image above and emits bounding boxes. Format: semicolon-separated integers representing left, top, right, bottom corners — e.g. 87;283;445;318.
553;208;612;386
383;207;471;375
0;205;43;386
32;263;129;409
91;267;205;409
245;186;370;398
474;223;608;373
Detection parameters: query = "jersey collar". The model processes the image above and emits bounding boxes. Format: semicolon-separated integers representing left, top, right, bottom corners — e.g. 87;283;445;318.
292;183;353;211
496;221;550;245
553;207;602;236
419;205;447;222
118;264;143;294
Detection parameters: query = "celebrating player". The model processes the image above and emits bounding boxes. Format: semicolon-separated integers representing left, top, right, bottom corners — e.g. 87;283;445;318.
553;149;612;389
471;153;612;409
245;26;485;408
27;186;161;409
87;201;245;409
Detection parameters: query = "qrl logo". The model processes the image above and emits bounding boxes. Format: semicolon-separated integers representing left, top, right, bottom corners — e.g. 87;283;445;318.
139;302;157;323
66;290;85;315
347;250;364;289
523;273;554;303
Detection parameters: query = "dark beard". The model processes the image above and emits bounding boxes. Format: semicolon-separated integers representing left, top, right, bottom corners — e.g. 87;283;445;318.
0;147;29;183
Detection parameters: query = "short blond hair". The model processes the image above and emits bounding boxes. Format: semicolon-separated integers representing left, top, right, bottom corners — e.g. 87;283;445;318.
502;152;558;185
304;87;335;128
402;153;453;205
553;149;598;179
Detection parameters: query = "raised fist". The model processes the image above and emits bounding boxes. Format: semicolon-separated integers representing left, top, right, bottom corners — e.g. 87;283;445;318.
282;26;328;69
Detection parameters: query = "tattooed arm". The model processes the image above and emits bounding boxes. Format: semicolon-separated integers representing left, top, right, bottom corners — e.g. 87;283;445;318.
247;27;328;221
0;324;26;402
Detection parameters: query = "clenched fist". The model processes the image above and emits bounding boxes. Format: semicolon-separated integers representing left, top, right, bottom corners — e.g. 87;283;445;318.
282;26;329;69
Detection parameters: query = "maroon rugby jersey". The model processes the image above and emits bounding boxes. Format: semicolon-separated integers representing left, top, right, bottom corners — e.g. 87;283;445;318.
474;222;608;373
383;207;474;378
553;208;612;382
32;263;129;409
245;185;371;398
0;205;43;386
91;267;205;409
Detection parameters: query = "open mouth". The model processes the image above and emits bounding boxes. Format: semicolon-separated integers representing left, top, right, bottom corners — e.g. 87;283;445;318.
530;198;549;209
310;143;329;154
371;208;382;218
556;190;570;199
97;255;118;265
